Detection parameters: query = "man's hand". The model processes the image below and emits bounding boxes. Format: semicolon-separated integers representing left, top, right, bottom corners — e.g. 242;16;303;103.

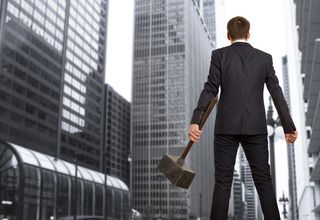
285;131;298;144
188;124;202;143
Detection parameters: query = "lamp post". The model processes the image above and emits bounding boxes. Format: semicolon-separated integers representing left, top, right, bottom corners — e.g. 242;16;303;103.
104;152;108;220
128;155;132;220
199;193;202;220
73;153;78;220
266;97;281;197
279;191;289;219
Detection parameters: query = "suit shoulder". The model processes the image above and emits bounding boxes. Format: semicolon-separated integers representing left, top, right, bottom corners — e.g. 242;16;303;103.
252;47;272;59
212;45;231;54
211;45;232;57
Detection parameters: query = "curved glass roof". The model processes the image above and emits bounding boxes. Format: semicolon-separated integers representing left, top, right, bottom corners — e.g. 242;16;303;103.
8;142;129;191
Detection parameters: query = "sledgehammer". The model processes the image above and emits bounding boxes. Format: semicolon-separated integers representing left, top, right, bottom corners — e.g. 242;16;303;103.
158;96;218;189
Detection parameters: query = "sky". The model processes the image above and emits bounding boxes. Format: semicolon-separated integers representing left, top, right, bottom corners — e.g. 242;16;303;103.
105;0;134;101
106;0;296;211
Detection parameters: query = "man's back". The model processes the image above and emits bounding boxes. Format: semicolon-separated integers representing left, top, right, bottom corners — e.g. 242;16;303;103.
214;42;270;134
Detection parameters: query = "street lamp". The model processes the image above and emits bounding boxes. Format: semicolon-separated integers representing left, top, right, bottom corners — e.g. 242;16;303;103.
104;152;108;220
128;155;132;220
279;191;289;219
73;153;79;220
267;96;281;197
199;193;202;220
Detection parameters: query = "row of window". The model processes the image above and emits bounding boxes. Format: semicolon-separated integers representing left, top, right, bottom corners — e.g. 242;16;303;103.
61;134;100;156
4;27;62;73
61;112;101;140
0;87;58;124
69;5;100;43
59;145;98;167
67;26;99;69
7;0;65;52
134;45;185;58
133;131;184;139
61;120;81;134
70;0;104;22
63;85;85;105
0;106;58;142
132;138;183;147
1;68;59;102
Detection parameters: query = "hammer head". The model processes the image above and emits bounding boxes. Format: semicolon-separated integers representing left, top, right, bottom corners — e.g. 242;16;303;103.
158;154;195;189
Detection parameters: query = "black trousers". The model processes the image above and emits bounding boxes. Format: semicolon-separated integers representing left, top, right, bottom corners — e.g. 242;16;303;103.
210;134;280;220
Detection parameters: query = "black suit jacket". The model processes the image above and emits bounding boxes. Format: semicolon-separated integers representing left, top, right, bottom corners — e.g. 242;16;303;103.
191;42;296;134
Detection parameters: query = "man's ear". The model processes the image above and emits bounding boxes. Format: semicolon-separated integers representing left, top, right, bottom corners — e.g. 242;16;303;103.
246;32;250;40
227;32;231;41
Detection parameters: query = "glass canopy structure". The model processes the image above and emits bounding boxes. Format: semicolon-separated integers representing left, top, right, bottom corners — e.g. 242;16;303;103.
0;141;130;220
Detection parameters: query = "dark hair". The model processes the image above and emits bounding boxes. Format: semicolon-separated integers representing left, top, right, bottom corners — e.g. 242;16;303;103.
227;16;250;40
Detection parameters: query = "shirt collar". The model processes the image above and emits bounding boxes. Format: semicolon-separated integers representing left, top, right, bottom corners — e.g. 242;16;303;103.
232;39;248;44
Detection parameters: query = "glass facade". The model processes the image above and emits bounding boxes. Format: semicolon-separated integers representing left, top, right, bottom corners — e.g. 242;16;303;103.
0;141;130;220
60;0;108;170
202;0;216;42
104;84;131;186
282;55;299;220
132;0;215;219
0;0;108;170
296;0;320;218
232;170;246;219
239;148;262;220
0;0;65;155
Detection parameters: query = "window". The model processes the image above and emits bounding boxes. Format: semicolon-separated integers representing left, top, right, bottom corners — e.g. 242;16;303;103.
21;0;33;16
35;0;45;12
7;2;19;17
34;10;44;25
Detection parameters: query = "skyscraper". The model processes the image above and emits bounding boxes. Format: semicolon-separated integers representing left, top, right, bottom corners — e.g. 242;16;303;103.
0;0;108;171
282;55;299;220
131;0;215;219
104;84;131;185
239;148;262;220
232;170;245;220
194;0;216;43
295;0;320;218
202;0;216;42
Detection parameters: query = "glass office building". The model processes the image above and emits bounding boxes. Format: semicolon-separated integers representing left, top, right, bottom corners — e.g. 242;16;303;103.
0;0;108;170
0;141;130;220
282;56;299;220
239;148;263;220
202;0;216;42
104;84;131;186
296;0;320;218
132;0;215;219
194;0;216;42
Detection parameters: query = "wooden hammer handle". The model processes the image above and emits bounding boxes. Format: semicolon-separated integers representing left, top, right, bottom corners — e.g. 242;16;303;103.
180;96;218;160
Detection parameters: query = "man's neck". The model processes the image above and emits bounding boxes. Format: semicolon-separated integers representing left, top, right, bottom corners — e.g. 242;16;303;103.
231;39;248;44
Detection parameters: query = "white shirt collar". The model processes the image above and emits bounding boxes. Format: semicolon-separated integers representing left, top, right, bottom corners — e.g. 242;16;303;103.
232;39;248;44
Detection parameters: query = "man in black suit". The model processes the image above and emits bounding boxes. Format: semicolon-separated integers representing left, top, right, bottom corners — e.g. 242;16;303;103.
188;16;298;220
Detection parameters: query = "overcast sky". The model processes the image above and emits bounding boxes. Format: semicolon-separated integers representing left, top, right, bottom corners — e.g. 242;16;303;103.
105;0;134;101
106;0;296;208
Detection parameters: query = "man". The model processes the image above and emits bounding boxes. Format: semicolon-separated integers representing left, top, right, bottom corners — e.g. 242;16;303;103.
188;16;298;220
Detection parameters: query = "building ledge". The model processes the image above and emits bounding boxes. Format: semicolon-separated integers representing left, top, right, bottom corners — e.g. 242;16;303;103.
310;154;320;181
313;204;320;213
306;41;320;126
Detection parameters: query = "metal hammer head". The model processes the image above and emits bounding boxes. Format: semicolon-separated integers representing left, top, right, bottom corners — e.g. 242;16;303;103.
158;154;195;189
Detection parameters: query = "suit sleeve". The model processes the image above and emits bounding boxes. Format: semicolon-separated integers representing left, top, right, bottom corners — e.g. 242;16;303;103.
265;54;296;133
190;50;220;125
